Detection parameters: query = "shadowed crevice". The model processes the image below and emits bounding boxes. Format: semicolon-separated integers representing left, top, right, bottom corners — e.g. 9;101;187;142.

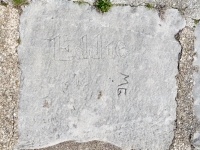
169;27;198;150
24;140;122;150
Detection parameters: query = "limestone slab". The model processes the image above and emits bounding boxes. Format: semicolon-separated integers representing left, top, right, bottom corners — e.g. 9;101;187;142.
192;23;200;149
16;0;185;149
194;24;200;120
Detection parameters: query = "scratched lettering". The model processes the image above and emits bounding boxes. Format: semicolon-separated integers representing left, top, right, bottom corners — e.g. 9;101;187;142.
80;35;88;59
105;41;116;59
118;73;129;96
116;41;128;57
46;34;129;61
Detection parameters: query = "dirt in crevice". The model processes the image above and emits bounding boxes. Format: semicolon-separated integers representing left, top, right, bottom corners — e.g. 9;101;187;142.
170;27;198;150
24;140;122;150
0;4;20;150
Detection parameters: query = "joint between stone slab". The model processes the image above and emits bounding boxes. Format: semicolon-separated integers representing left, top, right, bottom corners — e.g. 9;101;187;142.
169;26;199;150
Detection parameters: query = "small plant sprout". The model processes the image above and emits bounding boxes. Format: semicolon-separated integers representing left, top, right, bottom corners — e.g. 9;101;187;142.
130;4;135;7
94;0;113;13
12;0;29;7
74;0;85;5
78;0;84;5
145;3;153;9
194;19;200;24
17;37;21;44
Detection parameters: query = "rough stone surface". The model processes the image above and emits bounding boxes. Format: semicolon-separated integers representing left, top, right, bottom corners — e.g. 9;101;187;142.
15;0;185;149
192;22;200;149
194;23;200;121
170;27;197;150
0;4;20;150
1;0;200;150
74;0;200;27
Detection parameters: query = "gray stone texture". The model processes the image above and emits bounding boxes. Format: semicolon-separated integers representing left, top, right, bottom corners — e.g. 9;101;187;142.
16;0;185;149
194;23;200;121
192;22;200;149
72;0;200;27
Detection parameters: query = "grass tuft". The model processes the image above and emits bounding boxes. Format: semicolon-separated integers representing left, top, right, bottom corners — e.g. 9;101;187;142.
194;19;200;24
13;0;29;7
17;38;21;44
145;3;153;9
94;0;112;13
74;0;85;5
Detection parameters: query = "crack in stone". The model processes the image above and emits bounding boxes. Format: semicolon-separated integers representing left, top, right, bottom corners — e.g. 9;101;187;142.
169;27;198;150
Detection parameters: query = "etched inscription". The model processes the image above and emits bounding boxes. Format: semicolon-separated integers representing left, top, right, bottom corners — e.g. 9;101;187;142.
106;41;115;59
91;34;102;59
47;34;129;61
62;71;89;94
118;73;129;96
55;36;75;61
80;35;88;59
116;41;128;57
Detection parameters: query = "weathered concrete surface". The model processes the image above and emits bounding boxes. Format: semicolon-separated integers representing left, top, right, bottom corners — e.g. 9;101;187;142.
15;0;185;149
192;22;200;149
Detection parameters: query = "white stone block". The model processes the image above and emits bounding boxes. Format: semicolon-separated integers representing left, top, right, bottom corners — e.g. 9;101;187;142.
16;1;185;149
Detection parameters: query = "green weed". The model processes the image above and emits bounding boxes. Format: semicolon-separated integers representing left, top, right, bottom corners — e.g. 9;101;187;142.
94;0;112;13
74;0;85;5
145;3;153;9
194;19;200;24
17;38;21;44
13;0;29;7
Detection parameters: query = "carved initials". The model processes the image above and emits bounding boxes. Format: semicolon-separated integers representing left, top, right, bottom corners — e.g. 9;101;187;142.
118;73;129;96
